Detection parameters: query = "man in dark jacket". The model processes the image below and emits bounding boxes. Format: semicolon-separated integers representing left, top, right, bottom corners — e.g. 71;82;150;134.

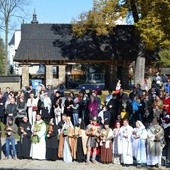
107;94;118;127
6;97;17;124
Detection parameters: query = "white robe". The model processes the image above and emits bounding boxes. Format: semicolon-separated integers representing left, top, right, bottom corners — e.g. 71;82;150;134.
132;127;147;164
112;128;122;155
119;125;133;164
147;124;164;166
62;120;73;163
63;137;72;163
30;120;46;160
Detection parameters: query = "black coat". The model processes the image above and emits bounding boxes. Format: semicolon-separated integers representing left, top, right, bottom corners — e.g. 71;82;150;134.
64;99;73;116
46;125;58;149
18;121;32;159
6;103;17;117
0;97;5;117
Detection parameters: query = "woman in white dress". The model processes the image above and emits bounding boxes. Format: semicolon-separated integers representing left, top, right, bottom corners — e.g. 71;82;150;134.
62;116;74;163
112;121;122;164
132;120;147;167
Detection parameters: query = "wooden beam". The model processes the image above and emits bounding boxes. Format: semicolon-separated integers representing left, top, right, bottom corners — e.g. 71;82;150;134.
16;59;133;66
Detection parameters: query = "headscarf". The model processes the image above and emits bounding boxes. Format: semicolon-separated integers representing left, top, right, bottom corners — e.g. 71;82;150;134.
136;120;145;130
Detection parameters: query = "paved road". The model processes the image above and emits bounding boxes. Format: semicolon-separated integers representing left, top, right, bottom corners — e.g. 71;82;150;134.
0;159;167;170
0;138;169;170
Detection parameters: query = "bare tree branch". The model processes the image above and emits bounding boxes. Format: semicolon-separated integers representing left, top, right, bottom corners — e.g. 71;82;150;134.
0;0;30;75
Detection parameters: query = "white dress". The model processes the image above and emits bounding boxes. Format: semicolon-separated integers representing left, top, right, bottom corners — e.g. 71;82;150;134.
30;120;46;160
62;121;73;163
112;128;122;155
132;127;147;164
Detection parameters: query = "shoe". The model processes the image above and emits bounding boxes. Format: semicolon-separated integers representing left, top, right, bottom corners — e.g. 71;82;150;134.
85;161;90;165
12;157;17;160
155;163;159;168
92;160;97;164
3;157;9;160
137;164;141;168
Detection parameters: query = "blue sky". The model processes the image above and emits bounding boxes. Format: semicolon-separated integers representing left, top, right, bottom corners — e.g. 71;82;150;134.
29;0;93;24
0;0;93;40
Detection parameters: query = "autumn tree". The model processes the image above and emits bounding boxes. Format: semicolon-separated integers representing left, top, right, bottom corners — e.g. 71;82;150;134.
72;0;170;89
127;0;170;87
0;0;30;75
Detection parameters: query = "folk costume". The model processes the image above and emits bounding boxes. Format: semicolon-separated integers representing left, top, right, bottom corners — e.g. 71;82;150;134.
75;120;88;162
100;124;113;164
30;119;46;160
119;123;133;165
147;121;165;166
62;117;74;163
46;119;58;161
86;117;101;163
132;121;147;165
112;125;122;164
18;119;32;159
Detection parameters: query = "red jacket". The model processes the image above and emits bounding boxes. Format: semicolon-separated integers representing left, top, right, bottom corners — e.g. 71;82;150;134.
163;97;170;114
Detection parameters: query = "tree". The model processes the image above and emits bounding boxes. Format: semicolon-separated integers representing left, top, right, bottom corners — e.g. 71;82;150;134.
52;24;140;89
158;49;170;67
0;0;30;75
72;0;170;89
0;38;5;75
127;0;170;88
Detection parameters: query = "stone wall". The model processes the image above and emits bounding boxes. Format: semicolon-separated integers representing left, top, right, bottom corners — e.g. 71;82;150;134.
18;64;66;88
58;65;66;85
0;76;21;92
46;65;66;88
21;65;29;88
46;65;53;85
0;82;21;93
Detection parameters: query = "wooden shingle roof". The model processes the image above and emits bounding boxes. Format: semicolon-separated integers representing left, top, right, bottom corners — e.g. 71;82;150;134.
14;23;146;64
14;24;72;62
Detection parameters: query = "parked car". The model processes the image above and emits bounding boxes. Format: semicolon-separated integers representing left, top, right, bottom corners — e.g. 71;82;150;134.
76;83;105;91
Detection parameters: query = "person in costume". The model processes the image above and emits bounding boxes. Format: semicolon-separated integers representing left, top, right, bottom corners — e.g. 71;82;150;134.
112;121;122;164
18;116;32;159
46;118;58;161
147;117;165;168
30;114;46;160
75;118;88;162
119;119;133;166
132;120;147;167
85;116;100;164
100;120;113;164
62;116;74;163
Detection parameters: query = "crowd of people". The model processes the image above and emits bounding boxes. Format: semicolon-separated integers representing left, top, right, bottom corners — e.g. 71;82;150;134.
0;75;169;168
